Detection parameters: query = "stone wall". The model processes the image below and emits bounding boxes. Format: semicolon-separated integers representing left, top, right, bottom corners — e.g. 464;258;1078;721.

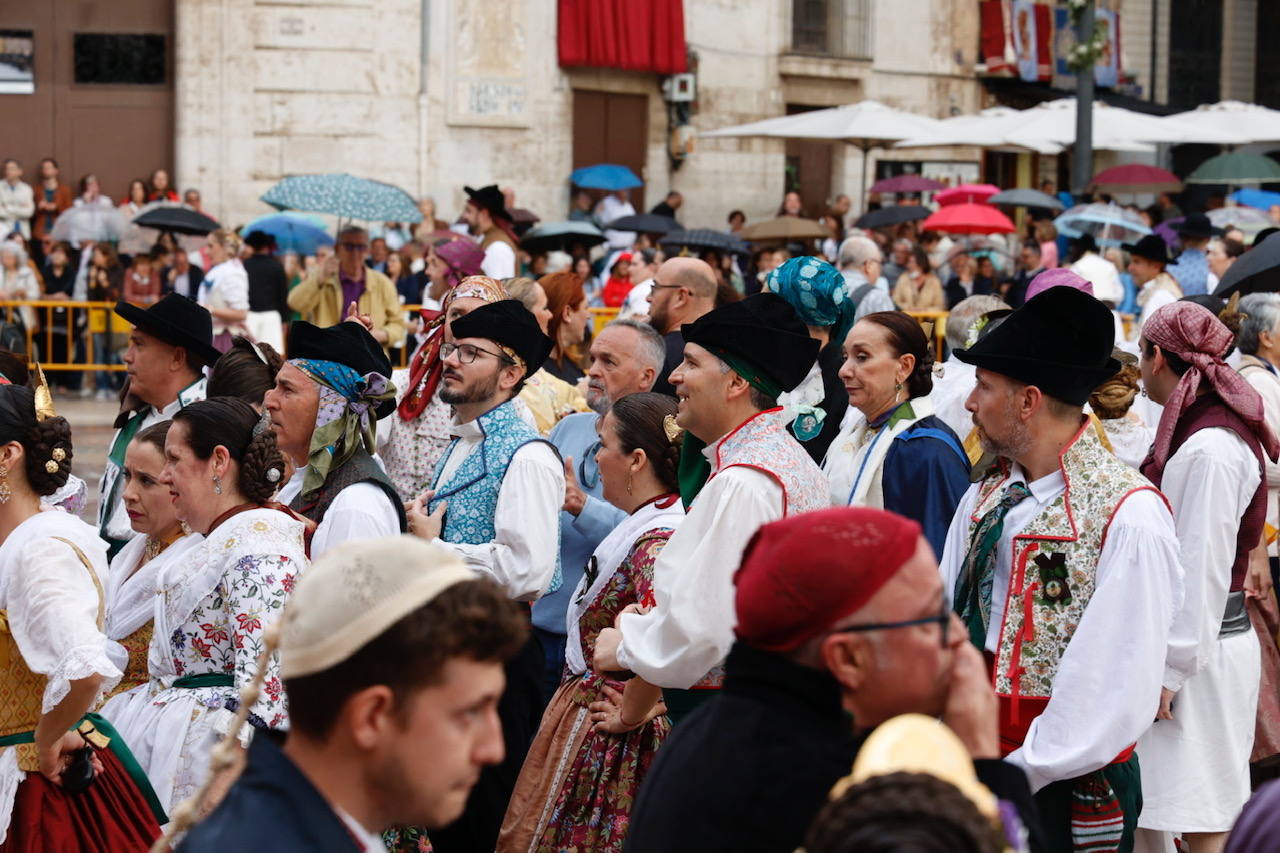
177;0;984;232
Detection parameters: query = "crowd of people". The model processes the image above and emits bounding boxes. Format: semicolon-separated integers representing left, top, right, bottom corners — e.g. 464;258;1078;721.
3;159;1280;853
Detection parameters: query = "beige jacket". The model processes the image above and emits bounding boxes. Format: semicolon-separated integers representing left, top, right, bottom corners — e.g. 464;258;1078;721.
287;265;406;351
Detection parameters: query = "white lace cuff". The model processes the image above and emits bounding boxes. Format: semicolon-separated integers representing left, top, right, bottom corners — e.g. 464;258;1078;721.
41;642;123;714
209;706;256;749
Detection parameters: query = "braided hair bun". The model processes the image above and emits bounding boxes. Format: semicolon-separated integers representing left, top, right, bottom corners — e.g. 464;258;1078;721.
609;392;680;494
25;416;72;496
171;397;288;504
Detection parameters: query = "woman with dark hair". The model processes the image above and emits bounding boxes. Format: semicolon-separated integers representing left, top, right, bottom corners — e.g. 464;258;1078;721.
0;382;163;849
100;421;198;700
891;246;945;311
105;396;308;816
147;168;178;203
822;311;970;555
506;276;590;434
540;270;592;384
206;336;284;407
499;392;684;853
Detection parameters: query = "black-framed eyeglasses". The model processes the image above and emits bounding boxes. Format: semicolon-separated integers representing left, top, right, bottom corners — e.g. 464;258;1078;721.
441;341;514;365
338;241;369;252
832;598;951;649
649;282;684;292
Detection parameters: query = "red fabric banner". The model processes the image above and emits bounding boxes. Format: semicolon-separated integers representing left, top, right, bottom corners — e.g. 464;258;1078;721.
558;0;688;74
980;1;1012;75
1034;3;1052;81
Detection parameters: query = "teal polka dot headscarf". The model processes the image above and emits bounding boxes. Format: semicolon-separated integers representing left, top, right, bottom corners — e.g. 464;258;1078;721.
765;256;857;349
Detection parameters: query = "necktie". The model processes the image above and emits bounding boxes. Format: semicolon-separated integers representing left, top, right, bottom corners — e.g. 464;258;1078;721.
954;481;1032;649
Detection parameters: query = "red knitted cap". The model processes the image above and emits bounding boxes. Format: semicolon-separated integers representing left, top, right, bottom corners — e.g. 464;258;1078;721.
733;507;923;653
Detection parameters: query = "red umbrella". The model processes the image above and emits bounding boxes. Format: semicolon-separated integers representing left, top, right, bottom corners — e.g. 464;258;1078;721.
921;203;1016;235
934;183;1001;206
869;175;946;194
1090;164;1183;193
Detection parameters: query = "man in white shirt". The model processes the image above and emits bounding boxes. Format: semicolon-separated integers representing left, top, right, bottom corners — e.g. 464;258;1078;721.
1134;301;1274;853
836;236;897;319
930;294;1009;440
0;159;34;239
462;185;517;279
939;285;1180;851
592;293;829;720
596;189;637;249
404;298;563;853
1122;234;1183;342
268;320;406;557
102;294;219;556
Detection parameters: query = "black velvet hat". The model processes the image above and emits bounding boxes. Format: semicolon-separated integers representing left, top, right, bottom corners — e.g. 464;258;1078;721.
954;285;1120;406
464;184;511;224
1122;234;1173;265
449;299;554;375
114;293;221;367
681;292;820;394
287;320;395;416
1174;212;1222;239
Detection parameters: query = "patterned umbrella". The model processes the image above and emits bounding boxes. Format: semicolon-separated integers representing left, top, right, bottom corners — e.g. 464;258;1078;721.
260;173;423;223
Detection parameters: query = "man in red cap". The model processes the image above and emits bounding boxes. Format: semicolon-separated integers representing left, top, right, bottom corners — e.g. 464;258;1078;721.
939;285;1181;852
625;507;1041;853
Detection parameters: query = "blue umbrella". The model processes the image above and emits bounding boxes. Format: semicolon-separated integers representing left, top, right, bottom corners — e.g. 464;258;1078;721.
569;163;643;191
260;173;422;223
1053;203;1151;248
1229;188;1280;211
242;212;333;255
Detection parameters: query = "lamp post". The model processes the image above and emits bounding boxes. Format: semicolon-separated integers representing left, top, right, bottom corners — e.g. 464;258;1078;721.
1072;0;1096;198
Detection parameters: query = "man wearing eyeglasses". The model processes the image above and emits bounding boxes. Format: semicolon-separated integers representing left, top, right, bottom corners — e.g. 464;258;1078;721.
645;257;717;397
402;298;565;853
627;507;1043;853
939;285;1180;852
287;225;406;352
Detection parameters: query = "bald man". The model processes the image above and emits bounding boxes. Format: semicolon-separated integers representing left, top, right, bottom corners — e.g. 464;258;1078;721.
646;257;718;396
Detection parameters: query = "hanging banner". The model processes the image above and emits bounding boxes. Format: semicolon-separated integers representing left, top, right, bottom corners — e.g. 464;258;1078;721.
1011;0;1038;83
1093;9;1120;88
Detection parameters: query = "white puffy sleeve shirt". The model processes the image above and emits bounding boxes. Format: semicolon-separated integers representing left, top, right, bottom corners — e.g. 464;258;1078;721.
276;467;404;560
616;466;784;689
432;424;565;602
938;467;1182;793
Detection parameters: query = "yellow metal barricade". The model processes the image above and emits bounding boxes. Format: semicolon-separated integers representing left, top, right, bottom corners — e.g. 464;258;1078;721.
0;300;129;372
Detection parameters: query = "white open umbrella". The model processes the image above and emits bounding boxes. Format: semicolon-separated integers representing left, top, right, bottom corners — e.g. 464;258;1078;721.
701;100;944;200
1164;101;1280;145
896;107;1066;154
1002;98;1244;150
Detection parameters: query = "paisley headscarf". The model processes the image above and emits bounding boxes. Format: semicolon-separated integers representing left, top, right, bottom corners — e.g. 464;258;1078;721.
765;256;856;348
396;275;508;421
290;358;396;498
1142;301;1280;473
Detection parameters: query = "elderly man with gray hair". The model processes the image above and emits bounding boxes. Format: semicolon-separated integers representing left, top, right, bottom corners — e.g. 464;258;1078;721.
836;235;897;320
930;294;1009;440
531;317;669;700
1237;292;1280;589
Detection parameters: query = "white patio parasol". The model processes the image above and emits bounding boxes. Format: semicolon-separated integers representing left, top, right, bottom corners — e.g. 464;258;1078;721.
1163;101;1280;145
895;107;1066;154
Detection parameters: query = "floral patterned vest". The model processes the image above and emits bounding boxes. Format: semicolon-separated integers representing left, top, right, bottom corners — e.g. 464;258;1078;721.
429;399;562;592
709;408;830;517
968;421;1165;752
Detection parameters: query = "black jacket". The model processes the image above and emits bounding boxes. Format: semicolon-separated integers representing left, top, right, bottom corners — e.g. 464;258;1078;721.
178;733;362;852
652;329;684;398
625;642;1045;853
243;252;290;317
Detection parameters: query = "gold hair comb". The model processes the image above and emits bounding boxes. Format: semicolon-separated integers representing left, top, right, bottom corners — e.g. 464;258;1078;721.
32;365;57;422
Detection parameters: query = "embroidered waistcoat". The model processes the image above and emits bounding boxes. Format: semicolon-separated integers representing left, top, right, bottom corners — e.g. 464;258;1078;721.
710;408;830;516
429;400;562;590
290;447;407;533
968;423;1164;750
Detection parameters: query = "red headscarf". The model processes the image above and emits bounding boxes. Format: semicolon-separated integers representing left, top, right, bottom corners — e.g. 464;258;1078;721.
396;276;507;421
1143;301;1280;472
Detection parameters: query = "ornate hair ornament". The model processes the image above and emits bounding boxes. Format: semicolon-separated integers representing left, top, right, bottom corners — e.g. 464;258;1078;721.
662;414;684;444
266;467;282;483
32;365;57;422
252;409;272;437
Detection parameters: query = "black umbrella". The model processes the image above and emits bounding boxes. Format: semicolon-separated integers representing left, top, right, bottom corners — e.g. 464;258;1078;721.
519;221;606;255
1215;231;1280;297
987;188;1065;210
854;206;931;230
607;213;680;234
132;206;221;235
658;228;750;256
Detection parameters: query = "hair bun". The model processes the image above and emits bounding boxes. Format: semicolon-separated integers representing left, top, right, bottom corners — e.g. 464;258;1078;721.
25;416;72;496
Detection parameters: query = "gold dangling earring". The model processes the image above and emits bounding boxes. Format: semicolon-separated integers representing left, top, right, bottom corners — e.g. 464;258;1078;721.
213;475;223;495
627;472;634;496
0;468;10;504
895;381;904;403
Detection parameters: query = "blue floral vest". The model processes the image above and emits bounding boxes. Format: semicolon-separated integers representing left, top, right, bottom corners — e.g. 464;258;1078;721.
428;400;562;593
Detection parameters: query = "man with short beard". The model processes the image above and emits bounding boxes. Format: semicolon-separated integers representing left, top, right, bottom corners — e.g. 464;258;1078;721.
531;318;667;700
937;286;1182;852
646;257;717;396
405;299;564;852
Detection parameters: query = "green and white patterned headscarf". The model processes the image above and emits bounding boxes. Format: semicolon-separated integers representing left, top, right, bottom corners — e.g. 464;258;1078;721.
291;358;396;498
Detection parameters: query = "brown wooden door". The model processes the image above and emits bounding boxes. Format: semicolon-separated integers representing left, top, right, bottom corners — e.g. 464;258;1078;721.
572;90;649;210
785;104;833;218
0;0;173;208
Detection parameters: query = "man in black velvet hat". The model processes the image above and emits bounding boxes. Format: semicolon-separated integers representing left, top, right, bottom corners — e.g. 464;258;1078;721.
1123;233;1183;341
401;298;564;853
462;184;517;279
267;320;405;557
936;286;1181;852
100;293;222;555
592;292;831;721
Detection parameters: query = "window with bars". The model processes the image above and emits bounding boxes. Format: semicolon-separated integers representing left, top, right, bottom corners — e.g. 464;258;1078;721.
791;0;872;59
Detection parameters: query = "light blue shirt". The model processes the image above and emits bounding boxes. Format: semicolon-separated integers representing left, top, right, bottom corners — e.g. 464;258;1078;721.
1167;247;1209;297
532;412;627;636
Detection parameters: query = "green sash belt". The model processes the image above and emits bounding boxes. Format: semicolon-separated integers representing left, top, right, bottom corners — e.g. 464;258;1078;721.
172;672;234;689
0;713;168;825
